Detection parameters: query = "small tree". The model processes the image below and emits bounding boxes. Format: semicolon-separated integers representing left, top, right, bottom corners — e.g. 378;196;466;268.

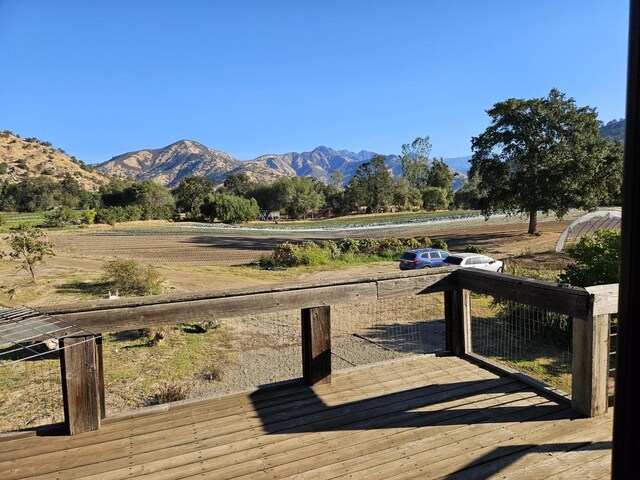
4;224;54;284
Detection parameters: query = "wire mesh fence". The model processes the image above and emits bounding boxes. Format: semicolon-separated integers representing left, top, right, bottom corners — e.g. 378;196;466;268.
331;293;445;372
0;292;447;428
0;357;64;433
470;294;573;393
95;293;444;417
0;307;99;433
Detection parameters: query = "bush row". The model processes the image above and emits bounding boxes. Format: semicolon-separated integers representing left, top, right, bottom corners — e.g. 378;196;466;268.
94;205;175;226
261;236;451;268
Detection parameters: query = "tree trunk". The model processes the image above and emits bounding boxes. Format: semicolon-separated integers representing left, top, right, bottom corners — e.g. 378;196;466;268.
528;209;538;235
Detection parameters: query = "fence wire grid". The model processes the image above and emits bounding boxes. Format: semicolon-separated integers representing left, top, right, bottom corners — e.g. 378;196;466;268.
470;294;573;393
94;293;444;417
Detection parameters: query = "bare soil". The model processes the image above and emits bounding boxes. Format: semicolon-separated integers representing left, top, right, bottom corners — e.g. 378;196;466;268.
0;215;572;307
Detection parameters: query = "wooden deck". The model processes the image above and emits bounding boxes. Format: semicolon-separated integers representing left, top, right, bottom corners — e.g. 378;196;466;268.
1;355;612;480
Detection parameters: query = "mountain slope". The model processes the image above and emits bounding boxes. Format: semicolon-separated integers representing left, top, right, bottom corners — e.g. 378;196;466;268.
0;131;109;191
97;140;241;187
233;146;402;185
600;119;625;141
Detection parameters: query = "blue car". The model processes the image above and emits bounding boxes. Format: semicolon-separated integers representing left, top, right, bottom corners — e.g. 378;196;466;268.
399;248;450;270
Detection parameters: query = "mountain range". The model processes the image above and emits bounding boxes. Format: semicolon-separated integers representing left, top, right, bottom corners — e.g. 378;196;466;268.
97;141;469;189
5;118;623;194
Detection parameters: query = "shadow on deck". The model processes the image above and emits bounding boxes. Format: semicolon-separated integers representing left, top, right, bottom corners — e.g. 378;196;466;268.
1;355;612;479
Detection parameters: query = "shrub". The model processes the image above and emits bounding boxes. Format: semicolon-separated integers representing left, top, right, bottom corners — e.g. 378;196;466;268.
95;208;118;226
145;383;188;406
558;230;620;287
338;238;360;253
44;207;81;227
101;258;163;295
377;237;403;256
465;244;486;254
82;207;97;225
94;205;144;225
270;242;299;267
294;241;330;266
358;238;380;255
414;236;431;247
400;237;421;249
431;239;448;251
141;204;175;221
319;240;340;259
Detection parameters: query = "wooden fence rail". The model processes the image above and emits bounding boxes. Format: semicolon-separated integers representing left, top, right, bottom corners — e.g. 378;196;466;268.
31;269;616;434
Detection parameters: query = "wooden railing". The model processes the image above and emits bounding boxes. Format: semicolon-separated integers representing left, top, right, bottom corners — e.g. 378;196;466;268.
445;269;618;418
32;268;616;435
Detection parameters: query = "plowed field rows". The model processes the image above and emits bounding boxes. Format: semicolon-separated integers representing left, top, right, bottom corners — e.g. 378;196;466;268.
50;217;572;267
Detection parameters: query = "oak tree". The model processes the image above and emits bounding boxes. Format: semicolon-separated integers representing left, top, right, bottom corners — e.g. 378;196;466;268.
470;89;609;234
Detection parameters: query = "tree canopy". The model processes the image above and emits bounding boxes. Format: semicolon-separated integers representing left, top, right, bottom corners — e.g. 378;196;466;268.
344;155;394;212
400;136;431;189
172;175;216;217
470;89;613;234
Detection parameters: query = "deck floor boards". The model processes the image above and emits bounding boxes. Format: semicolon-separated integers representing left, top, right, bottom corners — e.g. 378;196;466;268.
2;355;612;480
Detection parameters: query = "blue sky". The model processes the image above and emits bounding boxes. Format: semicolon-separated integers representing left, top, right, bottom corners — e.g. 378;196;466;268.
0;1;629;164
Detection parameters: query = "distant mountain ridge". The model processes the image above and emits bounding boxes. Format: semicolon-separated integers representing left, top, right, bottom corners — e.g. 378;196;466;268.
97;141;467;188
97;140;241;186
600;119;625;141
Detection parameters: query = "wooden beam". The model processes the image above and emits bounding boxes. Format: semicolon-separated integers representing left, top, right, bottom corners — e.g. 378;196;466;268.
59;335;101;435
586;284;619;316
444;289;471;356
571;301;610;417
95;335;106;420
301;306;331;385
456;269;591;318
376;272;453;300
47;283;377;333
39;269;453;316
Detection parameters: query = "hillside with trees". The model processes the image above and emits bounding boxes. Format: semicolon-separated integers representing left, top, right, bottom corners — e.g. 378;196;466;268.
600;119;625;141
0;131;109;191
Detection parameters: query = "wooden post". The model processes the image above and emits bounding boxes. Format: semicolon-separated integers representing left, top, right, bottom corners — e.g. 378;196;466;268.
60;335;101;435
301;306;331;385
571;297;609;417
444;289;471;356
95;334;106;420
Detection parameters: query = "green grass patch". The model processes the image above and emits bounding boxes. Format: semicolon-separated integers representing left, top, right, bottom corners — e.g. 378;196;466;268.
0;211;47;231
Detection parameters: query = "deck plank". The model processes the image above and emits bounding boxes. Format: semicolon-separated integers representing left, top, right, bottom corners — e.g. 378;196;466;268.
2;355;612;480
1;360;477;471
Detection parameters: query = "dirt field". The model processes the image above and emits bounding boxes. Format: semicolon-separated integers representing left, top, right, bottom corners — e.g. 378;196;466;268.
0;214;574;307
